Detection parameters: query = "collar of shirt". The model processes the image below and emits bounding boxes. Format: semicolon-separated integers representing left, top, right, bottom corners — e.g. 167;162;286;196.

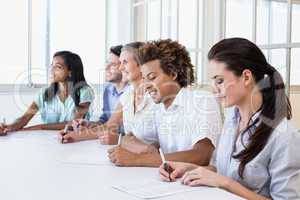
135;93;152;113
107;83;129;97
233;107;261;129
159;87;186;112
231;106;262;152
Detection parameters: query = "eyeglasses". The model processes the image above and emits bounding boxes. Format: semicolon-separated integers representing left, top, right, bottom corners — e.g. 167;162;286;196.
105;62;121;68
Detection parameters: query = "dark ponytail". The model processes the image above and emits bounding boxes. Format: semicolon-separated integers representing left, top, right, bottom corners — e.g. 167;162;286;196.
208;38;292;178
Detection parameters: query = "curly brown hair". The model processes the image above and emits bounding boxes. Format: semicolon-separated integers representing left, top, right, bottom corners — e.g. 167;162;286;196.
138;39;195;87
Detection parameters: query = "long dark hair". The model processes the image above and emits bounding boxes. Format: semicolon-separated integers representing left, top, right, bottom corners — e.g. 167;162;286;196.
208;38;292;178
44;51;89;107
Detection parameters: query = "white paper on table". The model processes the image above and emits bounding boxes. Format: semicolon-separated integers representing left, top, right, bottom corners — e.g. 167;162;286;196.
112;178;199;199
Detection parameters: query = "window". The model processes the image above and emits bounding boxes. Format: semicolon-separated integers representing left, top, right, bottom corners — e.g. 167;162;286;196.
226;0;253;40
0;0;106;89
31;0;48;84
0;0;28;84
133;2;147;41
50;0;106;84
132;0;205;84
147;0;161;40
224;0;300;91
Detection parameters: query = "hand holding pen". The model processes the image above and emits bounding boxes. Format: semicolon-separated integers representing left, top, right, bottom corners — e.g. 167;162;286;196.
60;124;69;143
159;161;199;182
159;148;173;181
72;119;88;131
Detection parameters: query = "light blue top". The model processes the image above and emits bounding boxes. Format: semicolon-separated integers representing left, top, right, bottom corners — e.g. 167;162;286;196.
99;83;128;134
215;107;300;199
34;86;94;124
99;83;128;124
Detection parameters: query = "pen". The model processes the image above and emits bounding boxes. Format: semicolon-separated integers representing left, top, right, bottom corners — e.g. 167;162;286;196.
76;119;82;131
117;134;122;146
159;148;172;181
61;124;69;143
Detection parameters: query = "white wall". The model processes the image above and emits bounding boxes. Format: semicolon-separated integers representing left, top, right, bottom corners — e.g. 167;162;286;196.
106;0;132;53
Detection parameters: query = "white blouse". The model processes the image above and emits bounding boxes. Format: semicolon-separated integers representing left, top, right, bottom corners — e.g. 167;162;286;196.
119;86;158;144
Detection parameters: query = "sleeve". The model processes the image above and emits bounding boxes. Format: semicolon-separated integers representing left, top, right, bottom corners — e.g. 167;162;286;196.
79;86;95;104
191;91;223;148
269;123;300;199
99;86;109;123
99;113;108;124
34;87;47;110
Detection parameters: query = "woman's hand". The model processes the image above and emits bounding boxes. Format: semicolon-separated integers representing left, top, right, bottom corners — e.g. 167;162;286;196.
159;162;198;182
0;123;9;136
71;119;89;131
98;129;119;145
59;130;88;143
181;166;227;188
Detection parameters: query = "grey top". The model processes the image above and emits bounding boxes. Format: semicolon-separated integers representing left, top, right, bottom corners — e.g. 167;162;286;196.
215;107;300;199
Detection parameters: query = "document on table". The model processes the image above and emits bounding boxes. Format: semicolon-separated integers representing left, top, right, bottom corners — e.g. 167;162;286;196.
112;178;199;199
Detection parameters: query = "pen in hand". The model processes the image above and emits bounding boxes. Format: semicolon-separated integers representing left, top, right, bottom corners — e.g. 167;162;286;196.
117;134;122;146
159;148;173;181
61;124;69;143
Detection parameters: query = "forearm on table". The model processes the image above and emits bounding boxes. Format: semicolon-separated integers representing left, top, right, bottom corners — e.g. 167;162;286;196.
10;118;28;131
132;148;210;168
221;177;270;200
165;138;215;165
77;125;102;140
32;123;66;130
134;152;162;167
121;134;158;154
132;141;214;167
165;149;211;166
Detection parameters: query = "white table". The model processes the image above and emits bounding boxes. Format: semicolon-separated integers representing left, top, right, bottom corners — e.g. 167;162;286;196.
0;131;243;200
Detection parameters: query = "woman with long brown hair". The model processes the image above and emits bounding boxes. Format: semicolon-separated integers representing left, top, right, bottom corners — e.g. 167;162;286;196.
159;38;300;199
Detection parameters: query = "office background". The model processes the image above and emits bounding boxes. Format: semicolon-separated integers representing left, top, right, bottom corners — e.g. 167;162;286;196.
0;0;299;129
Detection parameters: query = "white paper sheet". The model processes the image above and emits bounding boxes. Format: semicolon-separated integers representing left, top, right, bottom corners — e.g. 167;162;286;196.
112;178;199;199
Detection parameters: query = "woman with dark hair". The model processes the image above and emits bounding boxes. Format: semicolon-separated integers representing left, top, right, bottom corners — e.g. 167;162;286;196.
0;51;94;135
159;38;300;199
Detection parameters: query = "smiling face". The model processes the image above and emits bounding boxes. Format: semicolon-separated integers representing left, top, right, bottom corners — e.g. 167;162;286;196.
105;53;122;83
141;59;180;107
119;50;142;83
49;56;71;83
209;59;252;108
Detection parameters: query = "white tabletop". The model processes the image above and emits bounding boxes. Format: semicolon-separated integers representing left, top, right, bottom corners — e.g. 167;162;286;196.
0;131;244;200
